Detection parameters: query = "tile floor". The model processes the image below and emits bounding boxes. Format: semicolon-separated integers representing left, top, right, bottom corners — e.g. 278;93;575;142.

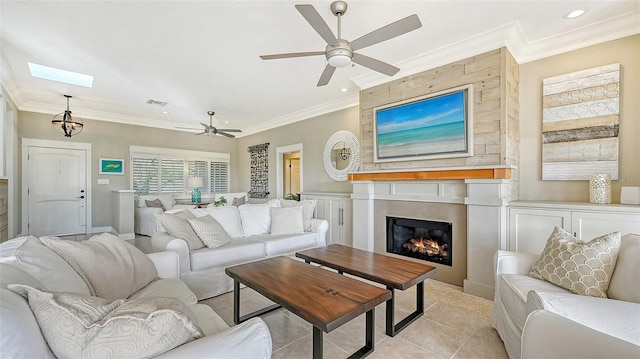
201;278;508;359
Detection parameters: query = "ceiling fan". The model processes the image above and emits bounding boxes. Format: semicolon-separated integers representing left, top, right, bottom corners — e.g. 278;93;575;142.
260;1;422;86
176;111;242;138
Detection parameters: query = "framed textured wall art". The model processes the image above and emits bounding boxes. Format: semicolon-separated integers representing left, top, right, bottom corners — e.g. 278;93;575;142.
541;63;620;180
248;143;270;198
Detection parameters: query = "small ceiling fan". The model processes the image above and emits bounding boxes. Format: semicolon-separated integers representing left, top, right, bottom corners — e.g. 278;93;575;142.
176;111;242;138
260;1;422;86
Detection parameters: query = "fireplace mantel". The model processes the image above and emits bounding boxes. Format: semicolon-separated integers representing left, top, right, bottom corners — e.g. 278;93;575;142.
348;166;512;181
351;170;514;299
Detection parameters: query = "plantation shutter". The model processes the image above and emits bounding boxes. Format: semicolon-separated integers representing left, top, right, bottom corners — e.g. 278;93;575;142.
210;162;229;193
188;160;208;193
132;157;159;195
160;159;185;194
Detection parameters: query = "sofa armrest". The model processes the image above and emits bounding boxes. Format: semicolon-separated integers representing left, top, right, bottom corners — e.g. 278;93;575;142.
151;232;191;275
309;218;329;247
146;251;180;278
522;310;640;359
154;317;272;359
172;204;198;210
526;290;640;346
494;250;539;276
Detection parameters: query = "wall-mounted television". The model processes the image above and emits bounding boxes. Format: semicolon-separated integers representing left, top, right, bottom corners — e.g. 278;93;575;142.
373;84;473;163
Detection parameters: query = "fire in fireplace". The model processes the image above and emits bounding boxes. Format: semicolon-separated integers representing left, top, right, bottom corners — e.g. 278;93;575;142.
386;216;452;266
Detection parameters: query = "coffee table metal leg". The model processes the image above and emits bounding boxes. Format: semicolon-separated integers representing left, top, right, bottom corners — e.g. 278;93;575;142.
313;327;323;359
233;279;281;324
347;309;375;359
386;281;425;337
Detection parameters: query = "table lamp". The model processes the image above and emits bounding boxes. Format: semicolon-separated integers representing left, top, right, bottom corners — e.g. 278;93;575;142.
188;177;203;203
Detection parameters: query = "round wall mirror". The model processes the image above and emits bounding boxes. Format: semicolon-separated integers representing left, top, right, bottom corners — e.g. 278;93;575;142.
323;130;360;181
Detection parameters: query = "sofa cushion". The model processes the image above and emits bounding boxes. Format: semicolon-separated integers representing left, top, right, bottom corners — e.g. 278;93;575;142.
270;206;304;235
188;215;231;249
129;277;197;306
9;284;203;359
238;204;271;236
0;236;89;294
498;274;571;331
188;303;230;336
253;233;318;256
40;234;158;301
280;199;316;231
608;233;640;303
192;206;244;239
529;227;621;298
189;238;265;271
156;210;205;251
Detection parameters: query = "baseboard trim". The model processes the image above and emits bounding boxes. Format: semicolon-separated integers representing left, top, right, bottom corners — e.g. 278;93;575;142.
463;279;494;300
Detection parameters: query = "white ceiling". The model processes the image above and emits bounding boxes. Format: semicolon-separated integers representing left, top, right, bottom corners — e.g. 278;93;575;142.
2;1;638;137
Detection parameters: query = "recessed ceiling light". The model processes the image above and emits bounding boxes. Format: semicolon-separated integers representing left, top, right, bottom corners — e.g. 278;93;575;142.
224;121;229;124
28;62;94;88
564;8;587;19
340;88;348;92
162;111;169;114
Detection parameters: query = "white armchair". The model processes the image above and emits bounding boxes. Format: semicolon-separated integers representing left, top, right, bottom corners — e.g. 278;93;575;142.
492;233;640;359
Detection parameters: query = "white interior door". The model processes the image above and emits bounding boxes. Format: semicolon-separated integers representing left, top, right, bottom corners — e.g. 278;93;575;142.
28;147;87;236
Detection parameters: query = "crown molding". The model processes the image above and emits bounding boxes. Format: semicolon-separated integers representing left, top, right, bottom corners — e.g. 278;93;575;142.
352;13;639;90
239;93;359;137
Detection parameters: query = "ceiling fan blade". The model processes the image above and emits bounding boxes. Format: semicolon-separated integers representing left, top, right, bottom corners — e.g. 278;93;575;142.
260;51;325;60
317;64;336;87
352;53;400;76
200;123;210;128
216;129;242;133
195;131;206;135
295;4;338;45
218;132;236;138
350;14;422;51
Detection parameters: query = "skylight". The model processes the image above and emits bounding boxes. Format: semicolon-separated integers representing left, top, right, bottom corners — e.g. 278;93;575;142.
28;63;94;88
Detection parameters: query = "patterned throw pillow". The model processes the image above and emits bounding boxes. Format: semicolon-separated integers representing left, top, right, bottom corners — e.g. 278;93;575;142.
8;284;203;359
529;227;621;298
270;206;304;235
155;210;205;251
187;215;231;249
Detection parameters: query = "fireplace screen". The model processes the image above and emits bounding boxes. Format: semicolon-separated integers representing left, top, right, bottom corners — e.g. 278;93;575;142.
386;216;452;266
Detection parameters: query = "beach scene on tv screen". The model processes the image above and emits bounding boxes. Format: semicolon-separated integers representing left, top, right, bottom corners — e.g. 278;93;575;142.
376;90;467;159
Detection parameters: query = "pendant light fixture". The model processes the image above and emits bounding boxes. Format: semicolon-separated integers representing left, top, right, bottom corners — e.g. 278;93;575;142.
52;95;83;137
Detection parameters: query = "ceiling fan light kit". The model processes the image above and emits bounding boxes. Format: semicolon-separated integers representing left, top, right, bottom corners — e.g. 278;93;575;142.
260;1;422;86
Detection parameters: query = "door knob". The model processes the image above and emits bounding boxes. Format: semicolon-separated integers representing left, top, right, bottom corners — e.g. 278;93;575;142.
77;196;85;199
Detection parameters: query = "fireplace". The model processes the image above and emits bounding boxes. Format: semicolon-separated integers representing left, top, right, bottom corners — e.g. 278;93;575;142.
386;216;452;266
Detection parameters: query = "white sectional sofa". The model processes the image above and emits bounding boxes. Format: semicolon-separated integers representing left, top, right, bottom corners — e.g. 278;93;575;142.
492;232;640;359
135;192;248;236
152;200;329;300
0;234;272;359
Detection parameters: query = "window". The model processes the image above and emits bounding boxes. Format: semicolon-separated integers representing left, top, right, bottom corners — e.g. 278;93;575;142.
130;146;230;196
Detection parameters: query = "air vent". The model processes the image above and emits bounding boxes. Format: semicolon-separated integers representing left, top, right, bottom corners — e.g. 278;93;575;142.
146;99;168;107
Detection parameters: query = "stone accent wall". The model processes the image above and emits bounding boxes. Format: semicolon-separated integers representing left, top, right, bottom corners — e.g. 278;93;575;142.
359;47;520;199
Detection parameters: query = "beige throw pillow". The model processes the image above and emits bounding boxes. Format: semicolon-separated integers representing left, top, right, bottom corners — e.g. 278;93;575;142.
187;215;231;249
155;210;205;251
529;227;621;298
40;234;158;300
270;207;305;235
232;196;246;207
145;198;166;211
9;284;203;359
279;199;316;231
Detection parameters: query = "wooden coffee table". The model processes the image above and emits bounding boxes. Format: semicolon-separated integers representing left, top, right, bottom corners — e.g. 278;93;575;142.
296;244;438;337
225;256;391;359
